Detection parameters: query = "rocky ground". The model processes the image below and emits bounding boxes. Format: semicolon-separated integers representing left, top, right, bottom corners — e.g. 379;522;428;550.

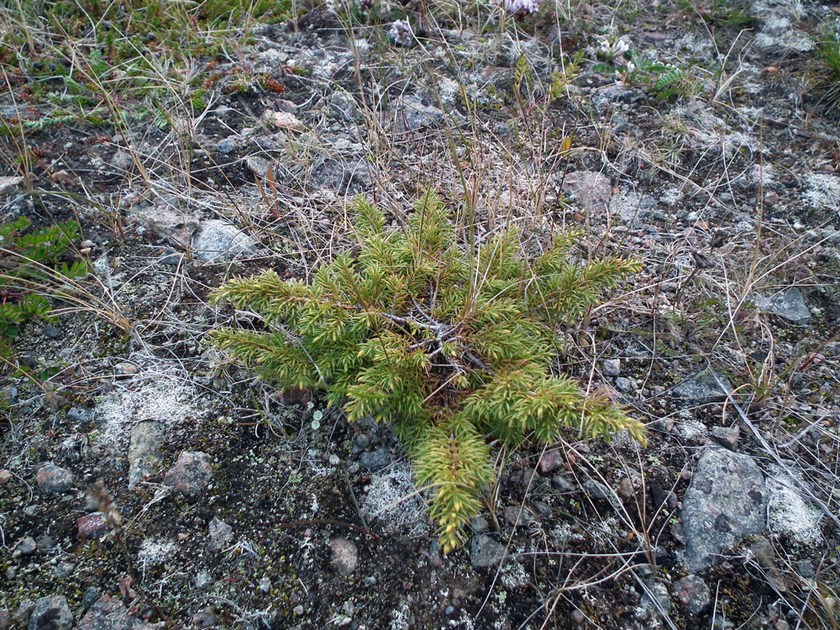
0;0;839;628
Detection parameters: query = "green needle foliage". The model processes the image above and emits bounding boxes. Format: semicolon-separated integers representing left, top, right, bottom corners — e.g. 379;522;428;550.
211;191;646;552
0;216;88;359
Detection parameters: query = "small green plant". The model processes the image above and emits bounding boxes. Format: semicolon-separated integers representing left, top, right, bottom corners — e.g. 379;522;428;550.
211;192;646;552
0;216;88;358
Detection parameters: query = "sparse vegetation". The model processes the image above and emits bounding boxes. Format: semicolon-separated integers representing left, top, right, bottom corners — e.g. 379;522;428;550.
0;216;87;359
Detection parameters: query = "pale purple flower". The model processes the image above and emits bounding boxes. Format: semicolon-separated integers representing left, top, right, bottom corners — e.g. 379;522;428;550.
389;19;414;47
503;0;542;17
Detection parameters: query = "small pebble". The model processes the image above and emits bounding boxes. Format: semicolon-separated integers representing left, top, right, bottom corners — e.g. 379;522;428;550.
603;359;621;376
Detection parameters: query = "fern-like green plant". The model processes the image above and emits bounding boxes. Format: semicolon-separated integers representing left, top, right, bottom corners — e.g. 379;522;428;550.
0;216;88;358
211;191;646;552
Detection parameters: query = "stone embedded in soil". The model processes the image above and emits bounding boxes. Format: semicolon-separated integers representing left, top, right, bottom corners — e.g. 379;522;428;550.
329;538;359;576
470;516;489;533
672;369;732;405
673;574;710;615
551;473;577;494
681;448;768;571
128;200;200;250
710;425;740;450
28;595;73;630
0;609;8;630
395;95;444;132
359;447;390;471
13;536;37;557
561;171;613;214
208;517;234;552
503;505;534;526
754;288;812;325
640;579;671;616
215;137;237;154
77;595;158;630
77;513;109;541
309;157;370;194
191;219;258;263
537;449;563;474
470;534;506;568
0;469;12;484
0;175;24;195
164;451;213;495
36;463;74;494
766;467;823;545
128;421;166;489
67;407;96;425
615;377;635;393
602;358;621;376
110;149;134;172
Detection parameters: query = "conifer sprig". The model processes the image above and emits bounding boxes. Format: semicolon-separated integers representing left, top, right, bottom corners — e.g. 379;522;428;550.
211;191;646;552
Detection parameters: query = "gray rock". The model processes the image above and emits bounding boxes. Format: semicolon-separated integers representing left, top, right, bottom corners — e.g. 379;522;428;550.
795;559;815;579
191;219;257;262
15;601;34;626
129;200;199;249
681;448;768;571
602;358;621;376
673;369;732;405
82;588;101;611
54;562;76;578
503;504;534;526
673;574;710;615
396;95;444;132
562;171;613;214
330;538;358;575
615;377;635;392
252;132;287;151
330;90;363;123
754;288;812;325
469;516;489;533
0;608;9;630
359;447;390;471
110;150;134;171
67;407;95;425
551;473;577;494
0;175;24;195
13;537;37;557
36;463;74;493
245;155;272;178
640;580;671;616
164;451;213;495
28;596;73;630
77;595;157;629
710;425;740;450
128;421;165;489
215;138;237;154
309;158;370;194
208;517;234;552
195;570;213;590
617;478;635;501
470;534;506;568
766;467;823;545
35;534;54;551
191;607;218;628
584;480;623;511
